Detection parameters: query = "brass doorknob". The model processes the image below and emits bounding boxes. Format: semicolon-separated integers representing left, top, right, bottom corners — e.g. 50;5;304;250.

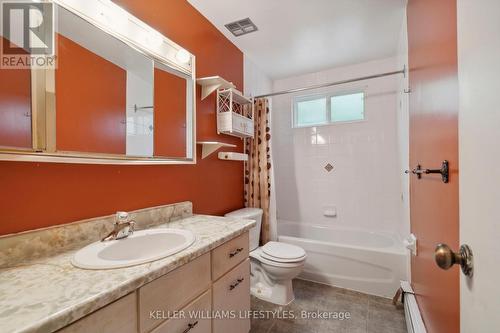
434;243;473;277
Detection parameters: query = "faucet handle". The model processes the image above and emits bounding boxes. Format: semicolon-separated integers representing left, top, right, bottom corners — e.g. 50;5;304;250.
113;219;136;240
128;220;136;234
115;211;129;224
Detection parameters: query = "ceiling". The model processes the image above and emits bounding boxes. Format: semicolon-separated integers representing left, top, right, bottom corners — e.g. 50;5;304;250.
188;0;407;79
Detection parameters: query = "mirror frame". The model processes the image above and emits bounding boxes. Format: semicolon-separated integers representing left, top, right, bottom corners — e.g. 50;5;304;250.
0;0;197;165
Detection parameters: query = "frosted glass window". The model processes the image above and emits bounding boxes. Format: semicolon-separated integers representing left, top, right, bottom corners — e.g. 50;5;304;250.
295;97;327;127
293;91;365;128
330;93;365;122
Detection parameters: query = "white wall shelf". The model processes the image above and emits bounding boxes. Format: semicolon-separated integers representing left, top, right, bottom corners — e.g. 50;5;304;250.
217;88;254;139
197;141;237;159
196;76;236;100
218;88;252;105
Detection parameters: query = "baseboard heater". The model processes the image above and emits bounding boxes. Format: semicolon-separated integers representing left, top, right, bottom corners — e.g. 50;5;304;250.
394;281;427;333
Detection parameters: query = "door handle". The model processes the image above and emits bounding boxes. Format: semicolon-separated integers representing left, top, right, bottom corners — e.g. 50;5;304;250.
182;321;198;333
434;243;473;277
229;248;244;258
229;277;245;291
405;160;449;183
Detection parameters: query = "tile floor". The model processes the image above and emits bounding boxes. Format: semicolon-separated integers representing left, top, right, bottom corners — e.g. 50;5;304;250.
250;279;407;333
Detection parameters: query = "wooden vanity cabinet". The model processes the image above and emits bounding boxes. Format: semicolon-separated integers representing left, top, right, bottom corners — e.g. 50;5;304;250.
57;293;137;333
150;290;212;333
57;231;250;333
212;259;251;333
139;253;212;332
211;232;249;281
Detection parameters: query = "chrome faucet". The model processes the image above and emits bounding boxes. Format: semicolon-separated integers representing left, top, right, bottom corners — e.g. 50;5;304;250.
101;212;136;242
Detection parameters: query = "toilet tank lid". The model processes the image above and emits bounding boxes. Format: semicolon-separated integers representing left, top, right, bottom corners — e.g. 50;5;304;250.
225;208;263;219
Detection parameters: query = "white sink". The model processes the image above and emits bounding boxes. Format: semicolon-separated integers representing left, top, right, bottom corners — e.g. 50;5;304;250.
71;228;196;269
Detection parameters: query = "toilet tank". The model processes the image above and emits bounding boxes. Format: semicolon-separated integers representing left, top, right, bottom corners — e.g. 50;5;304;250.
225;208;263;251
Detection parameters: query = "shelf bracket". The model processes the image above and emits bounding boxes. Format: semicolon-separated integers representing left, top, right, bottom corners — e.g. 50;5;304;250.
197;141;237;159
196;76;236;100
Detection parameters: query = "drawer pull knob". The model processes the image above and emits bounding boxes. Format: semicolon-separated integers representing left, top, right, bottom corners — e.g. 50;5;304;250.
229;277;245;291
229;248;244;258
182;321;199;333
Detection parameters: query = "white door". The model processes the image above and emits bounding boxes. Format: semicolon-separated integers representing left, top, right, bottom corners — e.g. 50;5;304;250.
457;0;500;331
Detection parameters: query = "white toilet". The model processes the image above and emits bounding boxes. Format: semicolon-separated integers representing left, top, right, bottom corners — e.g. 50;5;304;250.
225;208;306;305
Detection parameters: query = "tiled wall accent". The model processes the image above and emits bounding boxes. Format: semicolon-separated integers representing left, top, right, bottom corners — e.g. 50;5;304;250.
0;201;192;267
272;58;406;236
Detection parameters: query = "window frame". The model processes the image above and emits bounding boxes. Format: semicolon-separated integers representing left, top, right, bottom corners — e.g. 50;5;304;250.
292;89;366;128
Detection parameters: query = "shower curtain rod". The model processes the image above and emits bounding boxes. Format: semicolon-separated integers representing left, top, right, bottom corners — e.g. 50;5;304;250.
254;67;406;99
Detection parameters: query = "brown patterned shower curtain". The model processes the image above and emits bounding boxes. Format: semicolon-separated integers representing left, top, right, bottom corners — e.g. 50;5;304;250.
245;98;272;245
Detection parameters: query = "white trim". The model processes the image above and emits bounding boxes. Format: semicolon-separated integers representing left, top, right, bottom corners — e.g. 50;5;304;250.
401;281;427;333
0;152;196;165
1;0;197;165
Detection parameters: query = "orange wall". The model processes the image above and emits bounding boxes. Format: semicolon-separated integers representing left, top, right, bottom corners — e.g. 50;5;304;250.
407;0;460;332
56;34;127;154
0;0;244;235
0;37;32;149
154;68;187;157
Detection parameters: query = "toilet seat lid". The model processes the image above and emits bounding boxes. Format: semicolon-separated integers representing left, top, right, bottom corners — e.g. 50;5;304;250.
262;242;306;261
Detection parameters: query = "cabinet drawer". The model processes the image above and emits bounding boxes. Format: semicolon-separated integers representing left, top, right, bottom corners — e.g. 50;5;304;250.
211;232;249;281
152;290;212;333
139;253;211;333
57;293;137;333
212;259;250;333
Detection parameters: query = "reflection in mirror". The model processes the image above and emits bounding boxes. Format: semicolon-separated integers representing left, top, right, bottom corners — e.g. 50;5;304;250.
0;0;196;164
0;36;32;150
55;5;154;157
126;66;154;157
153;62;190;158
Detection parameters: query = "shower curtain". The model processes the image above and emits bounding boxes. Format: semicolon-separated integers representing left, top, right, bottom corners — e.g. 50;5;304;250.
245;98;276;245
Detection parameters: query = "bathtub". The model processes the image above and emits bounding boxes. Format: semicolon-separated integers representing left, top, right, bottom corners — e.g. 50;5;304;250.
278;221;408;298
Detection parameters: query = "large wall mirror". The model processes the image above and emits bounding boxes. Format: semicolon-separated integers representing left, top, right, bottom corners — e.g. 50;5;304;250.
0;0;196;164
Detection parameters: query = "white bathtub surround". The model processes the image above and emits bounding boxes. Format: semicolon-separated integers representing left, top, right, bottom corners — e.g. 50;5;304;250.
278;222;406;298
270;58;409;297
272;57;406;236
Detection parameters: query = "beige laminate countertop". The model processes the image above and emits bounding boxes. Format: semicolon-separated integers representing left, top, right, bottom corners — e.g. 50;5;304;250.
0;215;255;333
